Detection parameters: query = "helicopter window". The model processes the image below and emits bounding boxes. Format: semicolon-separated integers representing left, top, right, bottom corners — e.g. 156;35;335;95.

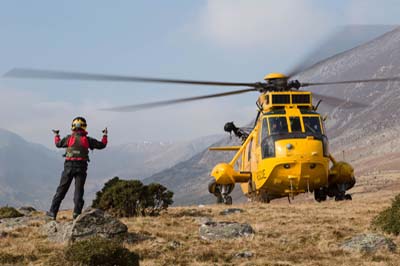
292;94;311;104
261;118;269;140
303;116;322;135
268;117;288;135
261;136;276;158
289;117;302;132
261;119;275;159
272;95;290;104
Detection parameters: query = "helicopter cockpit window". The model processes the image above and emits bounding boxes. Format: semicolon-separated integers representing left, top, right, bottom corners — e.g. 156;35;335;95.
303;116;322;135
289;117;302;132
262;118;269;140
261;118;276;158
268;117;288;135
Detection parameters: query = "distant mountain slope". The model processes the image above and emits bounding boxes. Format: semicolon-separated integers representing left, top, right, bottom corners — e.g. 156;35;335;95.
0;128;221;209
85;135;223;203
90;134;222;181
144;136;246;205
145;26;400;206
0;129;61;209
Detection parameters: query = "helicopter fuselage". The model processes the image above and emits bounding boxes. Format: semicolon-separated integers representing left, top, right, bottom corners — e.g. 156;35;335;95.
209;91;355;203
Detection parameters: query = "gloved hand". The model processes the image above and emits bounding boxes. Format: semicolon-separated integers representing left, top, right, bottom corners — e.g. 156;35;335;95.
52;129;60;135
102;127;108;136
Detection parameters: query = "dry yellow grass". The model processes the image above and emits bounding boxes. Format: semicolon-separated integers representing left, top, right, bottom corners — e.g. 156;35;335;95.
1;171;400;265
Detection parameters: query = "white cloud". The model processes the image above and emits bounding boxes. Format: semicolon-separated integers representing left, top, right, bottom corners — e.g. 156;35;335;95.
192;0;335;51
346;0;400;25
190;0;400;57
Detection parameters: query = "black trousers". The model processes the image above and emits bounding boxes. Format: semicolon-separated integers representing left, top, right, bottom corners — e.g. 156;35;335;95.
49;160;88;215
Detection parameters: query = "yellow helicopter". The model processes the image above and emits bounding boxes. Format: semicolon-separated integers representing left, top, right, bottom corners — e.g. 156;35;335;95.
208;73;356;205
5;68;400;205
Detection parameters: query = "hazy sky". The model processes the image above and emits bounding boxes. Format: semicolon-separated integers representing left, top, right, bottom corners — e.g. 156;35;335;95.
0;0;399;148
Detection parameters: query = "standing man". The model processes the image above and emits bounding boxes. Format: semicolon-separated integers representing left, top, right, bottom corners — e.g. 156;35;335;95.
47;117;108;220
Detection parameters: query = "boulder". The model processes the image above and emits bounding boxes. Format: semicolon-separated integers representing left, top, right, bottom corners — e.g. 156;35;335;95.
17;206;37;216
71;208;127;242
41;220;73;243
340;233;396;253
195;216;213;225
235;251;254;258
219;208;244;216
199;221;254;240
41;208;128;243
0;216;39;231
168;240;181;250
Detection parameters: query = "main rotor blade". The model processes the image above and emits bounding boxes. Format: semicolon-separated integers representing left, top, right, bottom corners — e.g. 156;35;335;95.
302;76;400;87
102;88;257;112
4;68;258;87
312;92;368;108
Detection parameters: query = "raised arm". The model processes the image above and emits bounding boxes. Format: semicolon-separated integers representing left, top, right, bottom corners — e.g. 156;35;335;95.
55;135;70;148
88;135;107;150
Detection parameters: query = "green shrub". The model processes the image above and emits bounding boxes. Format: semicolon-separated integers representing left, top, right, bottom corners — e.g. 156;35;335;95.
64;237;139;266
92;177;121;208
92;177;173;217
0;252;25;264
0;251;37;265
0;206;24;219
372;194;400;235
144;183;174;216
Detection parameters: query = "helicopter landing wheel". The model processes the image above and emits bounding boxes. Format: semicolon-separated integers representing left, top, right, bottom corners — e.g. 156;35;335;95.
334;192;346;201
314;188;327;202
344;194;352;201
223;196;233;205
216;194;224;204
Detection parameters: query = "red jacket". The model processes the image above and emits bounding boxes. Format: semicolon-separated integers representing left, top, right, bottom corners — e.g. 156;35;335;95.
54;130;107;161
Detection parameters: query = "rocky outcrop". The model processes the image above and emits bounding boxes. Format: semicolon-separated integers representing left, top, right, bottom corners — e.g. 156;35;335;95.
41;208;128;243
219;208;244;216
17;206;36;216
199;221;254;240
235;251;254;258
71;208;127;241
0;216;42;231
340;233;396;253
41;220;73;243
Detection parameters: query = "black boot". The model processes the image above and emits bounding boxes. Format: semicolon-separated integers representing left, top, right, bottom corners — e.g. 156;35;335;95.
46;211;57;220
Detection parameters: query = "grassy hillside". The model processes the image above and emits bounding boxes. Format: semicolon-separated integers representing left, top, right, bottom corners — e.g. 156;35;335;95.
0;171;399;265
